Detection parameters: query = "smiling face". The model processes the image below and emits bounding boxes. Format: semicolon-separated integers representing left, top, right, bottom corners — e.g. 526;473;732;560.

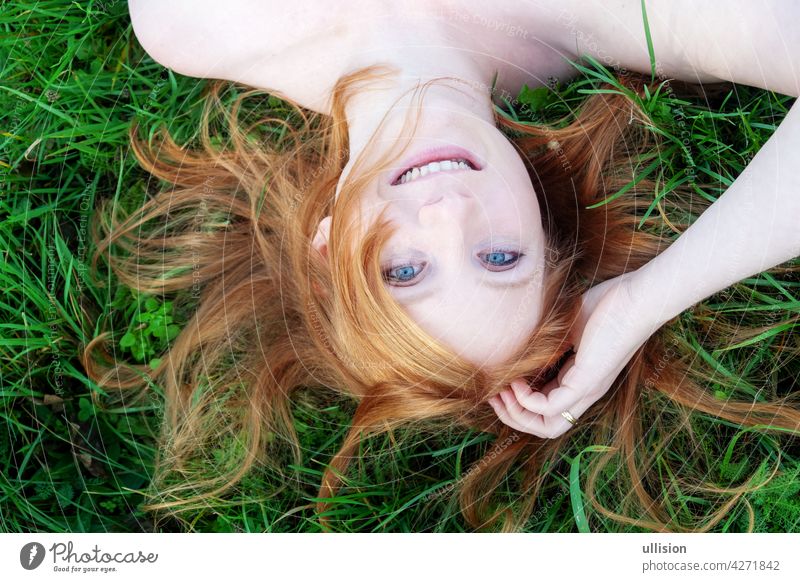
315;111;548;369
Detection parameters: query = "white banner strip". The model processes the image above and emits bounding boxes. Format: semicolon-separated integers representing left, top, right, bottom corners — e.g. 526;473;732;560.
2;533;798;581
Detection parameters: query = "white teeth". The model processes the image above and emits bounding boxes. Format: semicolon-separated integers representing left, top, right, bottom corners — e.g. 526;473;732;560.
397;158;471;184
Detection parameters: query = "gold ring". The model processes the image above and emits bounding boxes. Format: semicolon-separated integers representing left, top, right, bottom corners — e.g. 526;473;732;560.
561;410;578;426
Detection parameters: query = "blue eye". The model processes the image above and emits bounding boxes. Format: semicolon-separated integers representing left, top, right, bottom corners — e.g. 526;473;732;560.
484;251;516;266
382;261;427;286
480;248;523;271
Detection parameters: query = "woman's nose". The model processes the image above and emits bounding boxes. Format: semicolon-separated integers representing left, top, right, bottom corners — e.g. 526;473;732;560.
417;191;472;226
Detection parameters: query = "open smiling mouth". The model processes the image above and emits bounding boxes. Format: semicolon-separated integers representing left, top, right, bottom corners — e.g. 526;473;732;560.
390;146;482;186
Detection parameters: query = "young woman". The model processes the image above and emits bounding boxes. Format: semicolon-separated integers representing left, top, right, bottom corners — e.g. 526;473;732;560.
87;0;800;531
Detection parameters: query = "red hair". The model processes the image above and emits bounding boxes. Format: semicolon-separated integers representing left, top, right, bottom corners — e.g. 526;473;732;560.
83;65;800;531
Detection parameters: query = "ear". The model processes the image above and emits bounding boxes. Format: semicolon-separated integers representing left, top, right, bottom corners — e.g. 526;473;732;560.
312;215;332;260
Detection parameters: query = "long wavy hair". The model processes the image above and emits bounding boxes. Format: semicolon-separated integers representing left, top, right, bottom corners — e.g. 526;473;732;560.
83;63;800;532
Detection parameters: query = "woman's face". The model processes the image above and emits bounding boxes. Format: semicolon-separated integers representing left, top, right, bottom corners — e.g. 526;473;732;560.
319;116;548;368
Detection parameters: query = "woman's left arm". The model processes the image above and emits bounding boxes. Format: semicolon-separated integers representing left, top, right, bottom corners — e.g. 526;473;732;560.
629;97;800;326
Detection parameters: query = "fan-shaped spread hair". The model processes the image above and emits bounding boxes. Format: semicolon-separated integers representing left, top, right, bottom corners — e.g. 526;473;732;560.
83;64;800;532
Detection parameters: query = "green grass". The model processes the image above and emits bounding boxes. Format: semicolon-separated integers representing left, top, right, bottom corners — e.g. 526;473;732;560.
1;1;798;533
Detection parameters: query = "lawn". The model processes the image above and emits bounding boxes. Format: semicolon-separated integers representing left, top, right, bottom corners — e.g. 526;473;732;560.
1;1;798;532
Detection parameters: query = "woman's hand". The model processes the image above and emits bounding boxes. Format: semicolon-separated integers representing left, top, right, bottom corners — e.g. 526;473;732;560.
488;270;661;438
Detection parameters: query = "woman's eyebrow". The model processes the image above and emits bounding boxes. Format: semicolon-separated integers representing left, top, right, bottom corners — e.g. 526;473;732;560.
481;275;538;289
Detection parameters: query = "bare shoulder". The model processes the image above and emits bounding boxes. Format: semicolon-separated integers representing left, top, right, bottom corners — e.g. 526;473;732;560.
128;0;372;111
128;0;257;77
128;1;355;83
552;0;799;97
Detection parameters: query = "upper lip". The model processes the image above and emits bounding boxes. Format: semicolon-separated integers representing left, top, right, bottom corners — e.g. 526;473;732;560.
390;146;482;186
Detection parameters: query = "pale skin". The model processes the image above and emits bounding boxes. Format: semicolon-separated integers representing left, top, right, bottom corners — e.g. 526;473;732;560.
128;0;800;439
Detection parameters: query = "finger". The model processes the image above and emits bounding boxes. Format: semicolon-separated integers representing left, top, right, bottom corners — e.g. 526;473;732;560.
510;377;584;418
531;355;575;399
538;376;560;397
509;377;548;406
557;354;576;385
499;389;545;434
500;389;570;439
540;411;573;439
488;395;529;434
